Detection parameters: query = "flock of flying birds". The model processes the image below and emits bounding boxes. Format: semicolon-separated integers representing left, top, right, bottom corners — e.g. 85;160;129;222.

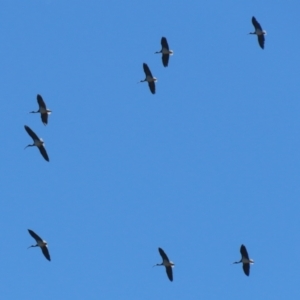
24;16;266;281
139;16;266;95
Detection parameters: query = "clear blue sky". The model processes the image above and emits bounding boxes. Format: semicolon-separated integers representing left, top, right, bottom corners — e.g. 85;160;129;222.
1;1;300;299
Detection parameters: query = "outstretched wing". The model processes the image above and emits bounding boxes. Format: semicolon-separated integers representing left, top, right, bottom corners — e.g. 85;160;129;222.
28;229;43;242
41;245;51;261
39;146;49;162
148;81;155;94
41;113;48;125
243;263;250;276
165;266;173;281
143;63;153;77
252;17;262;31
37;94;47;109
240;244;249;260
257;35;265;49
161;37;169;50
24;125;39;141
158;248;170;262
162;54;169;67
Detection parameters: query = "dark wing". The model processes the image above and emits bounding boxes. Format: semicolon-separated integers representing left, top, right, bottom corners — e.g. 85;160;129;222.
24;125;39;141
39;146;49;162
41;113;48;125
161;37;169;50
165;266;173;281
243;263;250;276
37;94;46;109
148;81;155;94
143;63;153;77
158;248;169;262
28;229;43;242
252;16;262;31
257;35;265;49
240;244;249;260
41;245;51;261
162;54;169;67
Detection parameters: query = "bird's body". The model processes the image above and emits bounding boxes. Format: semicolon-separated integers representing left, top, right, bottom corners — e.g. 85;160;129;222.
233;244;254;276
27;229;51;261
155;37;173;67
24;125;49;162
139;63;157;94
30;94;51;125
154;247;174;281
250;17;266;49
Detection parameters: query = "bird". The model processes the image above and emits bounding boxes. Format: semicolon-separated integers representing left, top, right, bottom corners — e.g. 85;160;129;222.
30;94;51;125
27;229;51;261
155;37;173;67
24;125;49;162
139;63;157;94
249;16;266;49
153;247;174;281
233;244;254;276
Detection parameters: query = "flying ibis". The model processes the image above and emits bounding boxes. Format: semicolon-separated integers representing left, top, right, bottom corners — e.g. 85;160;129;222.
155;37;173;67
153;247;174;281
30;94;51;125
24;125;49;162
249;17;266;49
139;63;157;94
233;244;254;276
27;229;51;261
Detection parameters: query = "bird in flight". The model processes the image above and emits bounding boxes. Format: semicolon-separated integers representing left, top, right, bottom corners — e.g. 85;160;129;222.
153;247;174;281
249;16;266;49
24;125;49;162
139;63;157;94
27;229;51;261
30;94;52;125
155;37;173;67
233;244;254;276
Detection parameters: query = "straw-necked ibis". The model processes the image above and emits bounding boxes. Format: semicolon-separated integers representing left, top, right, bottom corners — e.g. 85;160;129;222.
27;229;51;261
139;63;157;94
30;94;51;125
250;17;266;49
24;125;49;162
153;247;174;281
155;37;173;67
233;244;254;276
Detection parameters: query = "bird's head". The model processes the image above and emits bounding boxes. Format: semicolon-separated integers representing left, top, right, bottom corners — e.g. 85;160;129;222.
153;77;157;82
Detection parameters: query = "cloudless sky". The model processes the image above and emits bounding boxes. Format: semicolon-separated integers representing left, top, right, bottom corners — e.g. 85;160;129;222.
1;1;300;299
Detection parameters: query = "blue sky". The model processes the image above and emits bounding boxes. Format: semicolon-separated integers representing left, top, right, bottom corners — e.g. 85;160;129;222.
1;0;300;299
